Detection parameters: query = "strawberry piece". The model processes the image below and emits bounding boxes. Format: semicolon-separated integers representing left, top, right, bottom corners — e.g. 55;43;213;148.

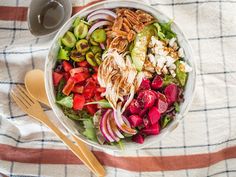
128;115;143;127
70;67;88;76
73;73;86;83
85;104;97;115
77;61;89;67
53;72;63;86
73;94;85;110
96;87;106;93
72;85;84;94
142;123;160;135
62;61;73;72
151;75;163;89
63;72;70;81
62;77;75;96
148;107;161;125
164;83;178;105
132;134;144;144
83;79;96;99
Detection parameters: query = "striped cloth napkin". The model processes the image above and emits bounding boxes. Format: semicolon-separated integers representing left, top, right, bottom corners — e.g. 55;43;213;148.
1;0;236;176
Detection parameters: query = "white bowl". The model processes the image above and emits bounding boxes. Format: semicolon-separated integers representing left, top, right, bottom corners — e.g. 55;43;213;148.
45;0;197;151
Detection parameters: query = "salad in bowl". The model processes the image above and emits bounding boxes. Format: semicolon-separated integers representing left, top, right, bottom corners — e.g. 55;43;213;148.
45;0;196;150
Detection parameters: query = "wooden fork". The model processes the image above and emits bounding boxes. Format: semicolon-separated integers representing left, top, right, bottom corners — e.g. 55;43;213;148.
10;85;105;177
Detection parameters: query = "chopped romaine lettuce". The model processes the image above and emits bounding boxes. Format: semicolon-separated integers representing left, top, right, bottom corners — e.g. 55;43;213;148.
175;60;187;86
56;94;73;108
82;119;97;142
174;102;180;113
85;99;112;108
161;115;172;128
160;20;176;39
153;23;165;40
57;47;69;60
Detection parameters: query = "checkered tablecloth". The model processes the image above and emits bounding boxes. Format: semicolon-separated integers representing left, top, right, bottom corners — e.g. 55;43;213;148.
0;0;236;176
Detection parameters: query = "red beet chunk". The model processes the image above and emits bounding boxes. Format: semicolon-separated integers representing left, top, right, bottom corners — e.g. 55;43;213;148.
139;78;151;90
142;124;160;135
164;83;178;105
156;92;168;113
148;107;161;125
132;134;144;144
128;115;143;127
151;75;163;89
129;99;141;114
137;90;157;109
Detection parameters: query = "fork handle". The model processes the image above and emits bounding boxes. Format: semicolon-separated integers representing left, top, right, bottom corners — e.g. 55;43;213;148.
35;113;105;177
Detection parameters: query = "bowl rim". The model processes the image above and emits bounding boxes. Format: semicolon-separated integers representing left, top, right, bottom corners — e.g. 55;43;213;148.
45;0;197;151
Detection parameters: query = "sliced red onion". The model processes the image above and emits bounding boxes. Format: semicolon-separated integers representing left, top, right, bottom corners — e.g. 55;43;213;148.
122;115;131;128
100;109;115;142
99;43;105;50
88;14;114;23
87;21;112;39
113;103;137;135
110;116;124;139
106;111;120;142
87;9;117;20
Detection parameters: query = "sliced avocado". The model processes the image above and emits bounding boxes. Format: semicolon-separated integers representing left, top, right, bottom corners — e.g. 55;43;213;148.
57;47;69;60
175;60;187;86
61;31;76;48
131;25;156;71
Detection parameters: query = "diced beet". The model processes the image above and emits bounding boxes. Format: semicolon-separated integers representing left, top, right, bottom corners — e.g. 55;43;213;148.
72;85;84;94
53;72;63;86
128;115;143;127
156;92;168;113
85;104;97;115
139;78;151;90
73;94;85;110
164;83;178;105
137;90;157;109
77;61;89;67
142;124;160;135
132;134;144;144
151;75;163;89
62;77;75;96
143;116;150;127
139;108;148;117
62;61;73;72
129;99;141;114
148;107;161;125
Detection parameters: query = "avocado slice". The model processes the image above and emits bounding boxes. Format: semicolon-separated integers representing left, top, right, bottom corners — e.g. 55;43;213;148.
131;25;156;71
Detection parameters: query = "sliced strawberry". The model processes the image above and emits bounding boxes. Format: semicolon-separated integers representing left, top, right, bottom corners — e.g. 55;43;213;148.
148;107;161;125
85;104;97;115
53;72;63;86
72;85;84;94
70;67;88;77
96;87;106;93
62;61;73;72
132;134;144;144
83;79;96;99
63;72;70;81
73;94;85;110
62;77;75;96
77;61;89;67
73;73;86;83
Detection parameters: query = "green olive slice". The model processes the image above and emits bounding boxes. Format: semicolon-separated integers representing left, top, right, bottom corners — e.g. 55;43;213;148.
91;46;102;55
76;39;90;53
61;31;76;48
91;29;106;43
70;49;85;62
74;22;88;39
86;51;97;66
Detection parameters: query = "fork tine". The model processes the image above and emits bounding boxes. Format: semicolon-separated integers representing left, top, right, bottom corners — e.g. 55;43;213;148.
10;91;28;110
16;85;36;104
13;86;32;106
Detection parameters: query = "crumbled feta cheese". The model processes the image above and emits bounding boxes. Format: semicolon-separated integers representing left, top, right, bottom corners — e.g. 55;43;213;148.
169;63;176;70
169;69;176;77
162;65;168;74
180;61;192;72
178;47;185;58
169;38;176;47
165;56;175;67
148;53;156;66
173;42;179;51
